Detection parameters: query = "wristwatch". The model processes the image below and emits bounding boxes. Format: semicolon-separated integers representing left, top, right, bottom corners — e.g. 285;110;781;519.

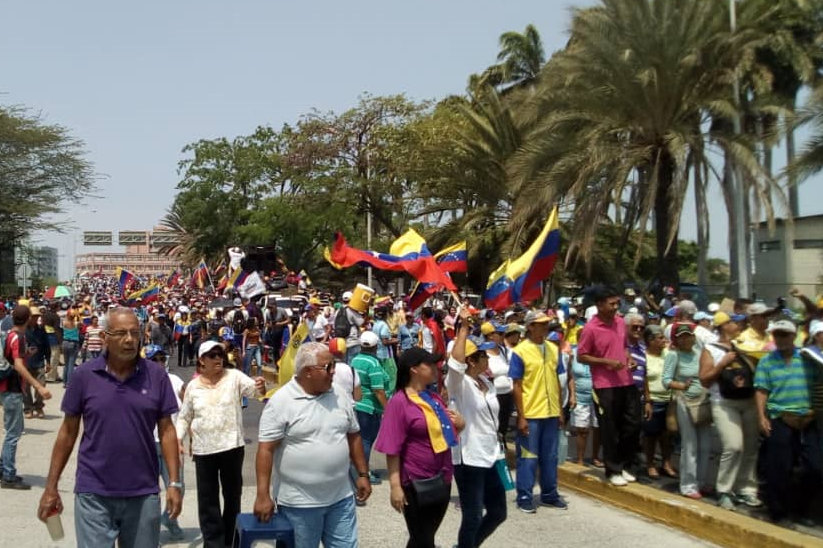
168;481;183;489
357;472;370;478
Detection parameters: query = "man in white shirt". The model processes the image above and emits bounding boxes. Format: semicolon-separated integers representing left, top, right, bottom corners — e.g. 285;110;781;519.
254;343;371;548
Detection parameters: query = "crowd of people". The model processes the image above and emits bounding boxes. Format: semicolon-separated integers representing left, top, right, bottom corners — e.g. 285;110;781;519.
1;272;823;546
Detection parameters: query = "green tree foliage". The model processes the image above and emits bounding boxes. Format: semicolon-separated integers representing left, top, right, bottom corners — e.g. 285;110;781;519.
0;105;96;242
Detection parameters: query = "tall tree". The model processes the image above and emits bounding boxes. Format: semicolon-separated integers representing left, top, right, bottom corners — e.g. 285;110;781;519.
0;105;96;242
508;0;779;288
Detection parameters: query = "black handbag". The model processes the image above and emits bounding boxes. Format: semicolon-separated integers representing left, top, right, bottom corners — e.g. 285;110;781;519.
410;473;450;506
714;343;755;400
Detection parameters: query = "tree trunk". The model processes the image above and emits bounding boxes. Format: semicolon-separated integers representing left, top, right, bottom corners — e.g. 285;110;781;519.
654;151;680;288
787;124;799;217
694;157;708;287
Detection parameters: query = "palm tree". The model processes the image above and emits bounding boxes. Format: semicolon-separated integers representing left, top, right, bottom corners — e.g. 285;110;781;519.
157;201;197;265
507;0;782;287
788;84;823;181
472;24;546;95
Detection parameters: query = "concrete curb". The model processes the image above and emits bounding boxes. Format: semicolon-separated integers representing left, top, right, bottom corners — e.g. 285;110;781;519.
557;463;823;548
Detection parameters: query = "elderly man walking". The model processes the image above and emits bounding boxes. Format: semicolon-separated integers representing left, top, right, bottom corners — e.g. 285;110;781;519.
254;342;371;548
37;308;182;548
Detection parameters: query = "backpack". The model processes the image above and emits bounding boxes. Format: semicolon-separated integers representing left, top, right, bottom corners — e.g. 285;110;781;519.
334;309;353;338
232;313;247;336
0;330;20;382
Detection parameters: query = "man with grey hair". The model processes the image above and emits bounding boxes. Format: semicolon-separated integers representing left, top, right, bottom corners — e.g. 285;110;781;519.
254;342;371;547
38;308;181;547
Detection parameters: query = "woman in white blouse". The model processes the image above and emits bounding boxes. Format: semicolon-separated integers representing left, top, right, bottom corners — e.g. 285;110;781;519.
447;309;508;548
176;340;266;548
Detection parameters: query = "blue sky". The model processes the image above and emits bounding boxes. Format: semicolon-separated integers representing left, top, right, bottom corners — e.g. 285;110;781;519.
1;0;819;279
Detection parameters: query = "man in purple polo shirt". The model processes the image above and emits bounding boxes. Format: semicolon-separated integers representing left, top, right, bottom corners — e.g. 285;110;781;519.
577;286;641;487
37;308;182;547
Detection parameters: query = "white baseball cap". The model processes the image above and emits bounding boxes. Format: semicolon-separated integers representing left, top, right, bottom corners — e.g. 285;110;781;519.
342;291;353;302
359;331;379;348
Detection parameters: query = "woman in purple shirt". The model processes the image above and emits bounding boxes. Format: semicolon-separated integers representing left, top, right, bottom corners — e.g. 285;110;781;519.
374;347;465;548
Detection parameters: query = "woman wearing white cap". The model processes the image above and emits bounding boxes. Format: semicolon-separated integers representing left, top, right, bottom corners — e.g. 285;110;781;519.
176;340;266;547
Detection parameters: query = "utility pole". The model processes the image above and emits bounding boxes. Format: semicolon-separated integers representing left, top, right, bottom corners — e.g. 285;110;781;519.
729;0;750;298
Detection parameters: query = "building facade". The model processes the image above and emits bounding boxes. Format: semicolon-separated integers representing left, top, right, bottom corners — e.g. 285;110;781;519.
752;214;823;304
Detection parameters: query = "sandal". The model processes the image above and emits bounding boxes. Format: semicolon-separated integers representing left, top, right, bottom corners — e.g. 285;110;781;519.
662;467;678;478
592;459;605;468
647;467;660;479
24;412;33;419
35;411;45;419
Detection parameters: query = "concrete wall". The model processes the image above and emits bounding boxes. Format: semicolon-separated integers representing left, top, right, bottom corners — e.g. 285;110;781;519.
753;215;823;304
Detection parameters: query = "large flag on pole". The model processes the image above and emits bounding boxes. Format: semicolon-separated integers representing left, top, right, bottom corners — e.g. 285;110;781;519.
191;261;209;289
126;284;160;305
327;230;456;291
433;241;468;273
116;267;136;295
484;207;561;311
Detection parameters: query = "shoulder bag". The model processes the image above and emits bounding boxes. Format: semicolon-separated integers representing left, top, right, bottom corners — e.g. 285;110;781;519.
675;351;712;426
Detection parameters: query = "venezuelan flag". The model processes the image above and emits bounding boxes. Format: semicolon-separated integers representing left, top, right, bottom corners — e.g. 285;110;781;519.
434;241;467;273
327;230;456;291
126;284;160;305
408;280;439;311
228;267;249;288
484;207;560;311
406;390;458;453
167;269;180;288
116;267;136;295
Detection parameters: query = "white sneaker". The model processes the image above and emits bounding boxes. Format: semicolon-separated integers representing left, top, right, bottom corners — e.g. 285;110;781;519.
621;470;637;483
609;474;628;487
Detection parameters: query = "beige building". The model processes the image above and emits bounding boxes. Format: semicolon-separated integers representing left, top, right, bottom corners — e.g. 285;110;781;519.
752;214;823;304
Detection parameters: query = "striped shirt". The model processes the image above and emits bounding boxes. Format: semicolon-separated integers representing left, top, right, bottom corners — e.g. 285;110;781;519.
628;341;647;391
85;327;104;352
352;353;386;416
754;349;817;418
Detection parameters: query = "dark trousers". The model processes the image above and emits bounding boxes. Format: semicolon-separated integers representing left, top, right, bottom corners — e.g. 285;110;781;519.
453;464;507;548
194;446;244;548
22;366;46;413
177;338;192;367
762;418;821;520
401;483;450;548
594;385;641;477
496;392;514;439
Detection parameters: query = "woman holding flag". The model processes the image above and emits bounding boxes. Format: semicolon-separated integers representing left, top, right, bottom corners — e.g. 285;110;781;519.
375;346;465;548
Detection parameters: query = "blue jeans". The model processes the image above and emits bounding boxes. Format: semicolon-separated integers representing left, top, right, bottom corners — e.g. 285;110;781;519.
243;345;261;375
0;392;24;481
355;410;381;464
453;464;507;548
515;417;560;505
280;495;358;548
155;442;184;526
62;341;79;387
75;492;160;548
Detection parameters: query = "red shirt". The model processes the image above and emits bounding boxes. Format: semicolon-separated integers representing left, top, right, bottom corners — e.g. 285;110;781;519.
577;314;632;389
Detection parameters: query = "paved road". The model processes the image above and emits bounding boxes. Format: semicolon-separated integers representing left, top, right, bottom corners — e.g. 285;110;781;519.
4;366;716;547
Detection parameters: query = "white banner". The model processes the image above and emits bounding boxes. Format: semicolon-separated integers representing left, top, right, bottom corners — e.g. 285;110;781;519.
239;271;266;299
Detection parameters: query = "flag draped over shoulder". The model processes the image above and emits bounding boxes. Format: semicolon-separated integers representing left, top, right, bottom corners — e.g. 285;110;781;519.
126;284;160;305
116;267;136;295
484;207;561;311
326;230;457;291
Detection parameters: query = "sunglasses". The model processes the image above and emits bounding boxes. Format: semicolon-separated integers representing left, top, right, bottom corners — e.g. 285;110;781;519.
630;325;645;331
203;351;224;360
310;361;336;374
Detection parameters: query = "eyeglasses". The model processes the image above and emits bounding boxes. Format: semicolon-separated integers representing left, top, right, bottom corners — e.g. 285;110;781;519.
630;325;645;331
310;361;336;373
105;330;142;339
203;351;224;360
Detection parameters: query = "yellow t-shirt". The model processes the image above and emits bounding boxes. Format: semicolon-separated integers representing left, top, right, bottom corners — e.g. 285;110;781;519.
510;339;560;419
